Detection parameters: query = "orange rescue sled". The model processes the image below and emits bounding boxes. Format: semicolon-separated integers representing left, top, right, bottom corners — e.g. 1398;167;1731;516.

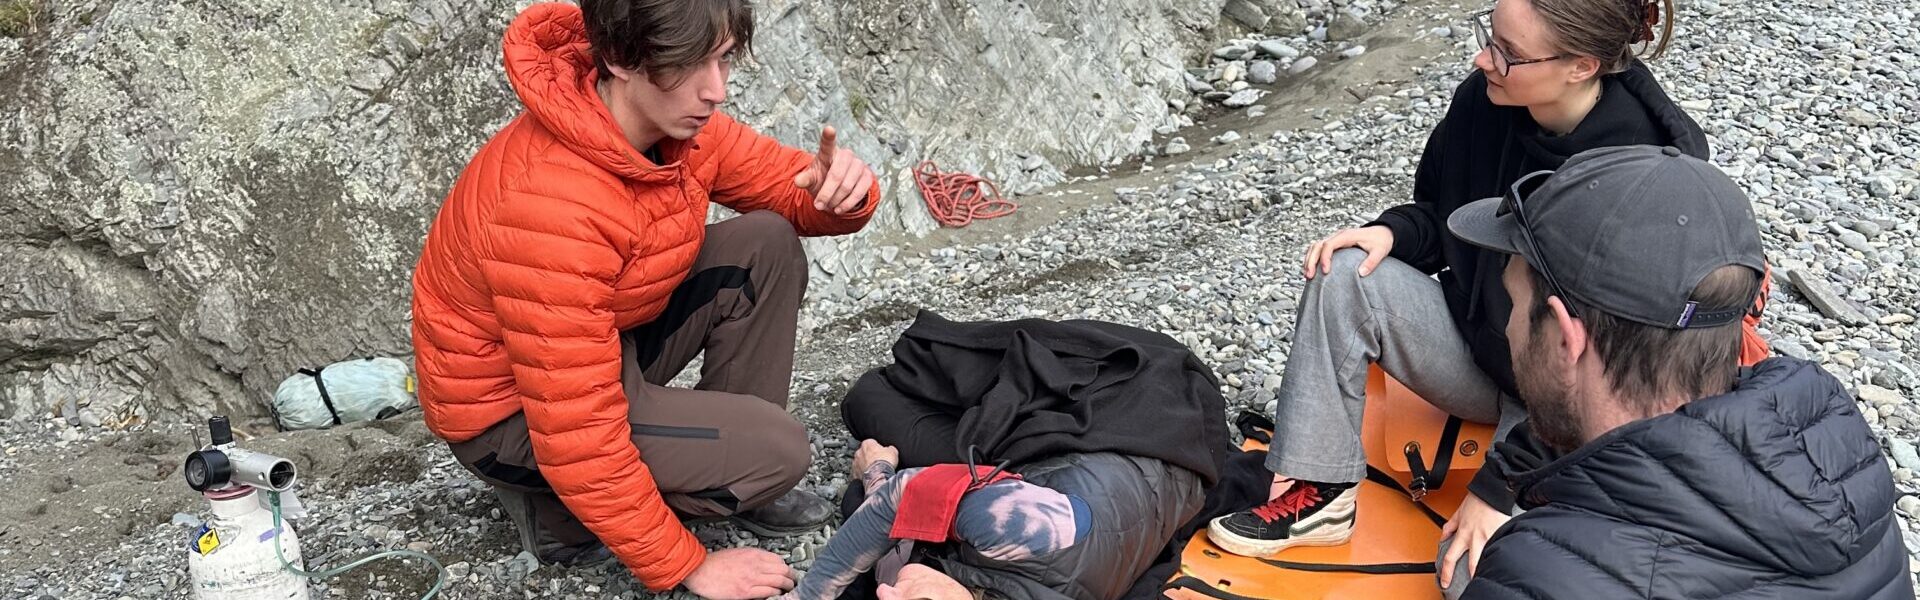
1168;366;1495;600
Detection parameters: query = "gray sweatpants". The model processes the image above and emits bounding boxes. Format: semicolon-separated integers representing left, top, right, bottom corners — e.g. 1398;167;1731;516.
1265;249;1527;484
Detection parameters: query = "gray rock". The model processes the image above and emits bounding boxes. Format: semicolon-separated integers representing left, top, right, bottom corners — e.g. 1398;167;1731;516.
1249;60;1279;84
506;551;540;580
1875;368;1917;391
1773;338;1812;360
1163;138;1192;156
1327;10;1369;41
1339;45;1368;60
1843;109;1880;126
1223;90;1262;108
1256;41;1301;59
1213;45;1253;61
1223;0;1272;32
447;562;471;579
1851;220;1886;239
1220;62;1247;84
1862;384;1908;407
1213;131;1244;145
1287;56;1319;75
1185;73;1216;94
1261;1;1307;34
1787;269;1870;326
1869;176;1897;198
1837;229;1874;254
1892;439;1920;473
169;513;202;530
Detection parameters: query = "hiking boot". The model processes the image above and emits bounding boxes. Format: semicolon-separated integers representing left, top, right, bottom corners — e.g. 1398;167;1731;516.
730;487;834;538
1207;480;1359;557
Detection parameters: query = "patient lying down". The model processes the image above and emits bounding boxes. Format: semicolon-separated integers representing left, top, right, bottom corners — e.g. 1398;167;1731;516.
778;441;1089;600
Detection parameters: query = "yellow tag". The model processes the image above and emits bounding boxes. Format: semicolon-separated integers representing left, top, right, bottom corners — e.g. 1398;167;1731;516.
405;375;416;394
196;528;221;555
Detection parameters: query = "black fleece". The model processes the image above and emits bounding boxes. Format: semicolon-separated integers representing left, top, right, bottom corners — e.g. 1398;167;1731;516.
1367;62;1710;401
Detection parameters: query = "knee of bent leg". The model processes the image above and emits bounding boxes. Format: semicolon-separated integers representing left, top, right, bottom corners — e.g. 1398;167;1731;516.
839;390;887;440
1302;248;1375;299
744;400;811;491
1327;247;1371;274
737;210;805;260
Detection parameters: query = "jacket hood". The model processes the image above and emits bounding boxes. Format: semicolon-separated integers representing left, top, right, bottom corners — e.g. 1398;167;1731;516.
501;3;687;183
1502;358;1896;577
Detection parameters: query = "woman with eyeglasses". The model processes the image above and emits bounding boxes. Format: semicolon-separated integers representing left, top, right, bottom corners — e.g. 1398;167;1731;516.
1209;0;1770;595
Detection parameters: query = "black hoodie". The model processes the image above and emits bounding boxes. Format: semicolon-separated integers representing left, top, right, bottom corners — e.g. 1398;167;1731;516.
1462;359;1914;599
1367;61;1711;400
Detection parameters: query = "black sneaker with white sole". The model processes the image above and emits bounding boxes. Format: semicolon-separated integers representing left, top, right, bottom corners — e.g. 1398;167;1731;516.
1207;480;1359;557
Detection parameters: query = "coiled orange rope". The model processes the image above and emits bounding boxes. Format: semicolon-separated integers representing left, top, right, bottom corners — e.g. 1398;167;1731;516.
914;160;1018;228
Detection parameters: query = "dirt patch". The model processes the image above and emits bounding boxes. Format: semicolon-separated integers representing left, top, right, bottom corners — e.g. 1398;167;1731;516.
0;428;201;573
331;449;429;489
0;414;443;574
993;258;1118;296
818;300;921;338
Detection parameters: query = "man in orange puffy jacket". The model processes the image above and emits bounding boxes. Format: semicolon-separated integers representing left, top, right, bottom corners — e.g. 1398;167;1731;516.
410;1;880;597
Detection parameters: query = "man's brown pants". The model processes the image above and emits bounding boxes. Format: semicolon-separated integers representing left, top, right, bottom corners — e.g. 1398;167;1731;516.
448;211;811;557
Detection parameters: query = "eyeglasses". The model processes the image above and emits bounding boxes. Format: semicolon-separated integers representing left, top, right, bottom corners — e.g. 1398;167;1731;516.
1499;170;1582;319
1471;10;1570;77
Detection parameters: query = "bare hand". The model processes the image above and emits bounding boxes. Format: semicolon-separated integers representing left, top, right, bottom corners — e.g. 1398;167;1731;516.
1437;493;1512;589
876;564;971;600
681;547;796;600
852;439;899;476
791;126;877;216
1302;225;1395;279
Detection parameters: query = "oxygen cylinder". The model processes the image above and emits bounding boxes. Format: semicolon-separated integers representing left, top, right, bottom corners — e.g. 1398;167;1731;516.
186;487;311;600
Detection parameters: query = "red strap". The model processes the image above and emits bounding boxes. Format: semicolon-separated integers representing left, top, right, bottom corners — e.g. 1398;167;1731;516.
890;464;1021;542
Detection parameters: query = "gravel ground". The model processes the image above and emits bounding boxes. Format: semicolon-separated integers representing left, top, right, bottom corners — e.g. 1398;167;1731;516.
3;0;1918;596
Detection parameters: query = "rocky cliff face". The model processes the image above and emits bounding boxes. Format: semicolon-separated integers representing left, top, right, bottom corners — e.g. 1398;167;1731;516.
0;0;1245;421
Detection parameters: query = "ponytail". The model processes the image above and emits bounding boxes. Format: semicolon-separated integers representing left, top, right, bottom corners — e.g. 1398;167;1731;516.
1534;0;1679;74
1635;0;1675;61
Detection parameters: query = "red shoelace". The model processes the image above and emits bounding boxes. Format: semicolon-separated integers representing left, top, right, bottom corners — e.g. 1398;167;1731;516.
1253;483;1324;522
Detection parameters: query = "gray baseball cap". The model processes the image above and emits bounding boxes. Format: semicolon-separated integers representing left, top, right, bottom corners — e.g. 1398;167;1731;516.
1447;145;1765;330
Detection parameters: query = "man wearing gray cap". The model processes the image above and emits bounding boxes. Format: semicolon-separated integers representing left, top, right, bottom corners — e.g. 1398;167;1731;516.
1446;145;1911;599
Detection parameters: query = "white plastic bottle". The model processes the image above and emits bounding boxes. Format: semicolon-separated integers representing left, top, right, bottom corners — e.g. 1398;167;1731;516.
186;487;311;600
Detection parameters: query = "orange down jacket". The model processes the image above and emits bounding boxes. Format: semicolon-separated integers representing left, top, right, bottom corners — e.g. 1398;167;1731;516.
409;3;877;590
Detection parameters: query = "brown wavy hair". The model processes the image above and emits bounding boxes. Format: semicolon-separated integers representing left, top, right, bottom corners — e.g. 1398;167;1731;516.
1526;264;1757;407
582;0;755;89
1529;0;1675;74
